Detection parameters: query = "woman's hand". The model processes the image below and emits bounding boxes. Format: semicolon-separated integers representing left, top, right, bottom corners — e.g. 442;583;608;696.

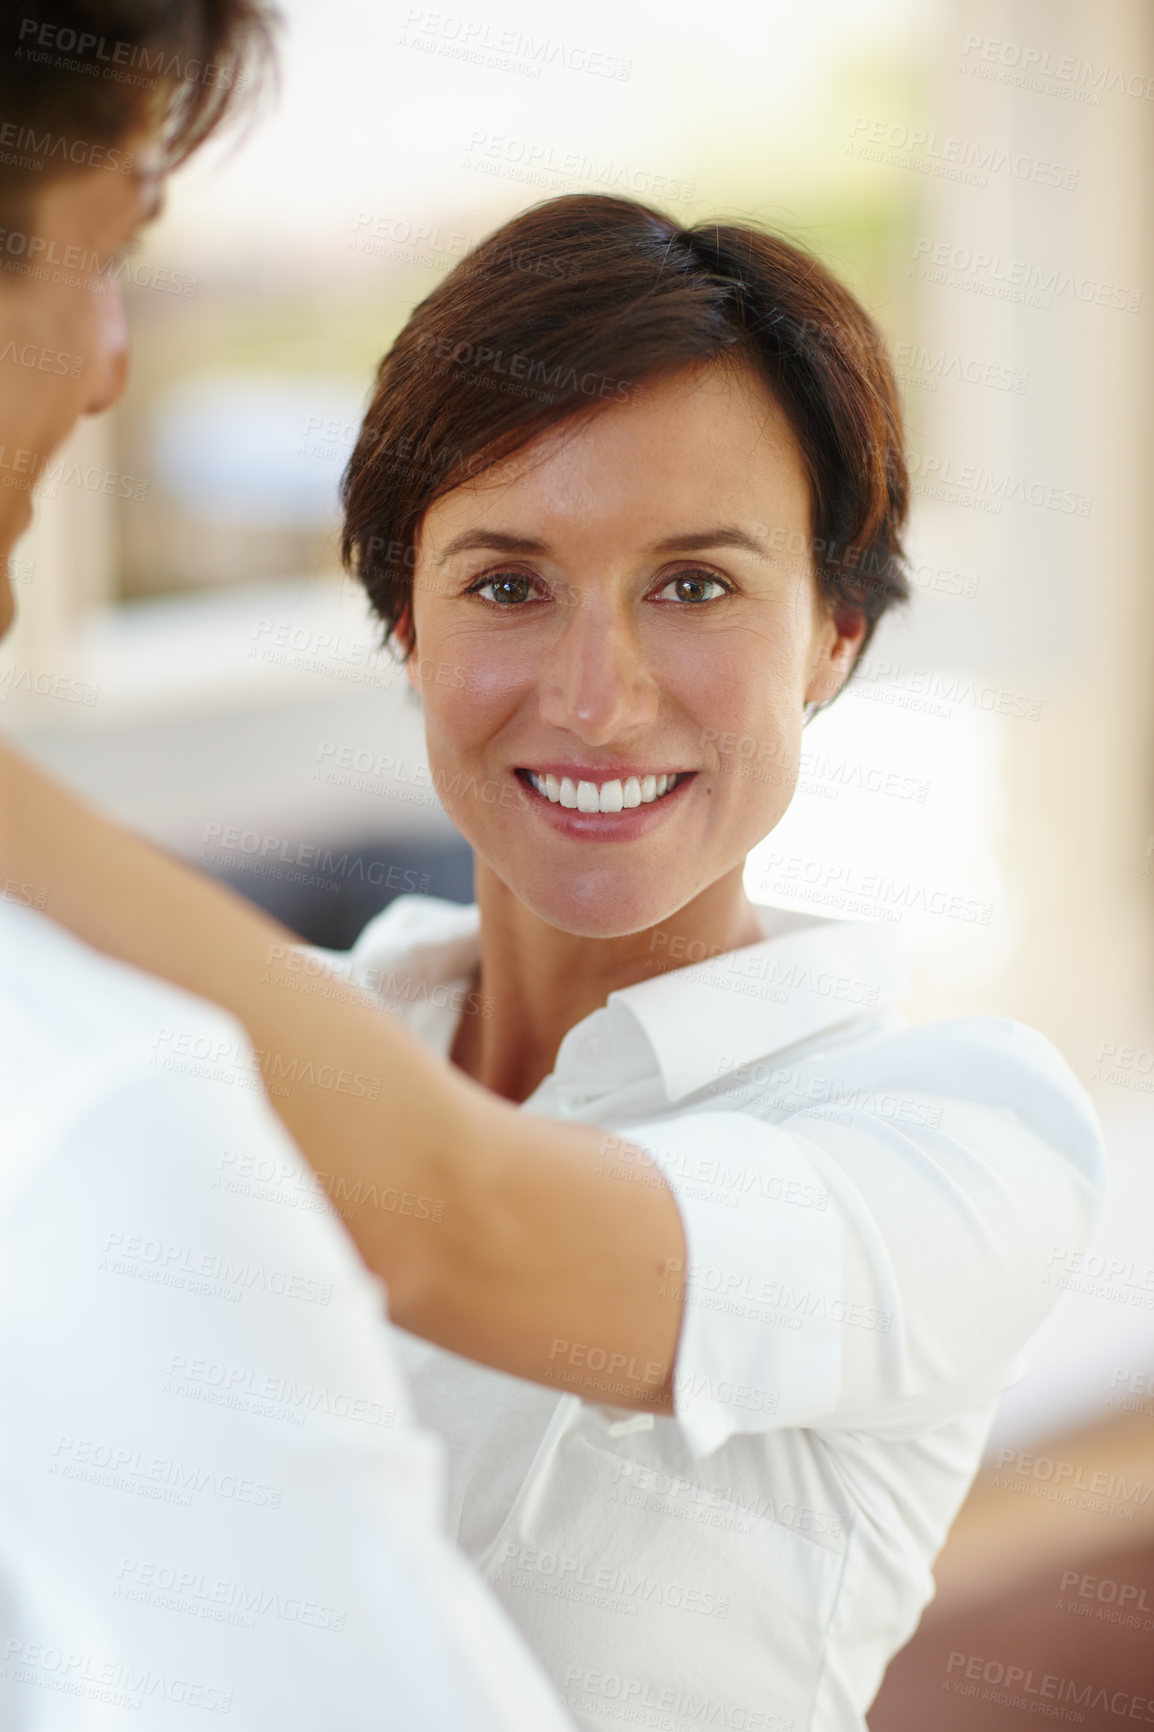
0;736;686;1412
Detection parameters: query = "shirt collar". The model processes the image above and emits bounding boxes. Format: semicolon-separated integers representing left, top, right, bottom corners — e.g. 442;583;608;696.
366;898;908;1108
601;915;908;1102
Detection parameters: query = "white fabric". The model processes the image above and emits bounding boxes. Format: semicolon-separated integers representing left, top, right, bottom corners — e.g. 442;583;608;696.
0;898;573;1732
324;893;1107;1732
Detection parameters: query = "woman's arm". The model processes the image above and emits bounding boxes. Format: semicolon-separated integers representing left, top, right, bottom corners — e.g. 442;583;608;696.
0;741;684;1412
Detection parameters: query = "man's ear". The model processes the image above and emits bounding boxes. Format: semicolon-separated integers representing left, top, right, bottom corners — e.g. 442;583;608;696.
394;604;419;691
804;602;869;708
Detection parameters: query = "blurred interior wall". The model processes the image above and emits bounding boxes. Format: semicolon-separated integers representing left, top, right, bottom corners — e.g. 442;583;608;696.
921;0;1154;1087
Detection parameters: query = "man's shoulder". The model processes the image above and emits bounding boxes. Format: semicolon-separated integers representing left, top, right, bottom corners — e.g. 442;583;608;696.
0;899;263;1215
0;896;249;1069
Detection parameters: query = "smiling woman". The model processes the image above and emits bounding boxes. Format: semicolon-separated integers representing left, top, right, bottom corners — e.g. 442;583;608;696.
0;192;1106;1732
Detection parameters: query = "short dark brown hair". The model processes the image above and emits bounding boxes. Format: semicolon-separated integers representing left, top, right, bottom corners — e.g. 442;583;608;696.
0;0;277;225
341;194;911;684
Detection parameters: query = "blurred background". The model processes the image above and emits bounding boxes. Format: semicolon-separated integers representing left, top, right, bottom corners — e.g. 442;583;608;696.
4;0;1152;1722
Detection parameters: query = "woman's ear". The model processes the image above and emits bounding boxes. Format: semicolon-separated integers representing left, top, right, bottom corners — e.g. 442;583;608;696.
804;602;868;709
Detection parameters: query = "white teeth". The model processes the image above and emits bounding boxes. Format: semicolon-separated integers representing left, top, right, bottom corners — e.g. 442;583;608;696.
526;770;682;812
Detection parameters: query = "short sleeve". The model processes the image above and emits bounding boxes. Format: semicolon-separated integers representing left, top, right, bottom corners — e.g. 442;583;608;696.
625;1016;1107;1459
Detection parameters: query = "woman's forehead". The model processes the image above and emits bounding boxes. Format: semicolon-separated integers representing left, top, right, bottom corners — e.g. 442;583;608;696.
418;366;807;544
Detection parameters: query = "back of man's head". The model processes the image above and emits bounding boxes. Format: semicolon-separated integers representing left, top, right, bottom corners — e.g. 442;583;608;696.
0;0;276;227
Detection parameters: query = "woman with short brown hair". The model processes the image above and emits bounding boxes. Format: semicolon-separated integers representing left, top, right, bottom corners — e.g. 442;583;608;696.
0;193;1105;1732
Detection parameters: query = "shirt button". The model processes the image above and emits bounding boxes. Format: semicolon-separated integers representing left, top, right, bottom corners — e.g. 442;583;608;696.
583;1036;610;1062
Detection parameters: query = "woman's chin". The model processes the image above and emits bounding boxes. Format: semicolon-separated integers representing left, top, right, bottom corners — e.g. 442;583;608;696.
506;867;685;942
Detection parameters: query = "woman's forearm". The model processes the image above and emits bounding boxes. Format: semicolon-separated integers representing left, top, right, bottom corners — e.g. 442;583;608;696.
0;743;684;1409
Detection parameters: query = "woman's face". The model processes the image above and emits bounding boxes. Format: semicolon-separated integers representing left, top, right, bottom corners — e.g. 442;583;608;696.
407;358;866;938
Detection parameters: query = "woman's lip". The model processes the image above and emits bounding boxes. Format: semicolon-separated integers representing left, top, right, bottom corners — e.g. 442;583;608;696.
514;768;697;837
514;765;692;783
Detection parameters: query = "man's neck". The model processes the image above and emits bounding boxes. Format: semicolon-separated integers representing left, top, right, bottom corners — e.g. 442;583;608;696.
449;862;765;1104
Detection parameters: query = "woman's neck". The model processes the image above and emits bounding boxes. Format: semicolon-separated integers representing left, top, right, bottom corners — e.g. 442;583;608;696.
450;860;766;1104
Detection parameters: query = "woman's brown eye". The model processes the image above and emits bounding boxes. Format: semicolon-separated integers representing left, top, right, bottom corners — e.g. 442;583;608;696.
474;574;533;604
660;572;728;603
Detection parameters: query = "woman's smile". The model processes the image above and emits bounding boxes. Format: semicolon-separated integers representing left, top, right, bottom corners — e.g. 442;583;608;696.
514;764;698;838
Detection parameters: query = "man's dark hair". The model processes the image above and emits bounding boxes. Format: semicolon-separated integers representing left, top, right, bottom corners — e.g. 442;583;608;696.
0;0;276;225
341;194;910;692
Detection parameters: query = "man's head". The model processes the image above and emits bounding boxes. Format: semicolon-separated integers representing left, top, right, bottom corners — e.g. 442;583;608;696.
0;0;276;633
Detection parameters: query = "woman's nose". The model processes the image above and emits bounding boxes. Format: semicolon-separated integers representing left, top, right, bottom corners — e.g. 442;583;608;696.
536;596;660;743
82;280;131;416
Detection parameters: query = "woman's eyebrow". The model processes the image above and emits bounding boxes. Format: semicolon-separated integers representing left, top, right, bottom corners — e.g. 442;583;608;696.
438;531;547;559
646;527;770;559
437;526;771;560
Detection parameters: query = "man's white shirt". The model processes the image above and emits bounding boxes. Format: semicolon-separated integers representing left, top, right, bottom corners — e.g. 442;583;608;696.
321;893;1108;1732
0;897;574;1730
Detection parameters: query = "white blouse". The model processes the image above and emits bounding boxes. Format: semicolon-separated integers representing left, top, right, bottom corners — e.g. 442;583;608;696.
329;894;1107;1732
